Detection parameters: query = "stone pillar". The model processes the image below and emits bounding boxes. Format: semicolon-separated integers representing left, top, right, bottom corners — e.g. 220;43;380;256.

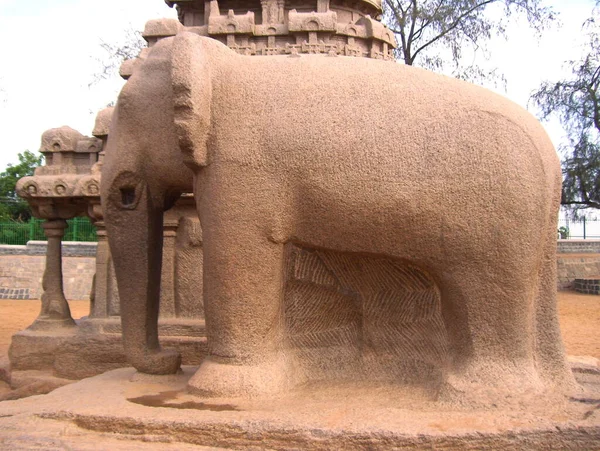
90;221;109;318
175;215;204;318
28;219;76;331
159;220;178;318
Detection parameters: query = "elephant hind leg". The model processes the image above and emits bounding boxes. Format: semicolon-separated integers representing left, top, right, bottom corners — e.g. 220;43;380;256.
532;228;577;393
435;263;547;404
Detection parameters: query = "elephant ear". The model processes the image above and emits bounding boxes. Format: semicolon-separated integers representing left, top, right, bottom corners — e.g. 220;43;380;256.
171;32;211;170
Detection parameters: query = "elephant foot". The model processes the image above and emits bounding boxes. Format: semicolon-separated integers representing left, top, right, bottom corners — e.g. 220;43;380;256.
131;349;182;375
438;356;580;409
437;360;559;408
187;355;292;398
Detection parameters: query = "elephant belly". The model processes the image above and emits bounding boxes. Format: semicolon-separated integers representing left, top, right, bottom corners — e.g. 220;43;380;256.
288;168;545;273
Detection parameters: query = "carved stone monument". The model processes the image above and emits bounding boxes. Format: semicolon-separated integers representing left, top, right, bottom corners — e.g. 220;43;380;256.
164;0;395;58
8;0;400;389
103;29;575;401
3;1;599;449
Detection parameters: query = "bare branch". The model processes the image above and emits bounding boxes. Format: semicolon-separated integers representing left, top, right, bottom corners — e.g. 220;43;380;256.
410;0;497;62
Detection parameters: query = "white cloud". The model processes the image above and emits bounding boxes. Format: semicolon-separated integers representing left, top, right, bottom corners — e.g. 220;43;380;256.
0;0;176;169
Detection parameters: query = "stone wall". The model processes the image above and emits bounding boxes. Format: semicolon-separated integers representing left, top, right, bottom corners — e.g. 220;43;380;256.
0;242;96;300
574;277;600;295
556;240;600;290
1;240;599;297
557;255;600;290
557;240;600;254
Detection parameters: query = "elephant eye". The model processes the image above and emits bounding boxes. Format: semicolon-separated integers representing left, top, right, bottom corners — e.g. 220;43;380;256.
120;187;136;208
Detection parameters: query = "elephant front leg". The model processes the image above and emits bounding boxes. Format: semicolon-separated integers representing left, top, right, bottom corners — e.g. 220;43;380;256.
188;222;291;397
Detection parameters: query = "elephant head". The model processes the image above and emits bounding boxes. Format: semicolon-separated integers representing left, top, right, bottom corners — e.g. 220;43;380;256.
100;32;212;374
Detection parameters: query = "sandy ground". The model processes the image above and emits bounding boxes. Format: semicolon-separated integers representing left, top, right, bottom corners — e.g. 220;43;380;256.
556;291;600;358
1;293;598;359
0;292;598;396
0;300;89;357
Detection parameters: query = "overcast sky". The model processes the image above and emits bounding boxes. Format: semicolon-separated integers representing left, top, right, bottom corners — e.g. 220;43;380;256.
0;0;595;171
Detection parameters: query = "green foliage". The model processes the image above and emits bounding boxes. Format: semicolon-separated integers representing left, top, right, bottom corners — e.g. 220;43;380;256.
382;0;555;83
558;226;569;239
0;150;43;221
0;217;97;245
531;3;600;213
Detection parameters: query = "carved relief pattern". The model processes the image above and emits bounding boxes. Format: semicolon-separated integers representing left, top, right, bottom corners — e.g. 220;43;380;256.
155;0;396;61
284;245;450;384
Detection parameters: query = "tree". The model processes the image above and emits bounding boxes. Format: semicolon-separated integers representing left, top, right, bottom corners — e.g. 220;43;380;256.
0;150;43;221
382;0;555;83
531;4;600;213
90;27;146;86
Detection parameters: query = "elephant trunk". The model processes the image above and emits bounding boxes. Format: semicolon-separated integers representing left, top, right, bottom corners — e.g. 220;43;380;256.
103;172;181;374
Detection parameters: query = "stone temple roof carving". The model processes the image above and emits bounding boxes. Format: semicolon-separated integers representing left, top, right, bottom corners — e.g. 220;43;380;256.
16;114;111;221
155;0;396;60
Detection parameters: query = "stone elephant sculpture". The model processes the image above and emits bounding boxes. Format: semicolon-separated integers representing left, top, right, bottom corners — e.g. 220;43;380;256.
101;32;574;399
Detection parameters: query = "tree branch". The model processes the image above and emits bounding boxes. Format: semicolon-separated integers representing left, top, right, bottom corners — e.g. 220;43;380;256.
405;0;420;61
410;0;445;43
411;0;497;62
561;199;600;209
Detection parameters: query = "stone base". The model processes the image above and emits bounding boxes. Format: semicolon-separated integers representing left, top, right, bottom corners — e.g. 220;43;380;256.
8;317;207;384
26;316;77;331
1;365;599;450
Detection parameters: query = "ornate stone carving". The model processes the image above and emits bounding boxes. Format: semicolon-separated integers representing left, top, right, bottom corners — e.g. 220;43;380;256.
121;0;396;82
159;0;397;62
17;127;102;206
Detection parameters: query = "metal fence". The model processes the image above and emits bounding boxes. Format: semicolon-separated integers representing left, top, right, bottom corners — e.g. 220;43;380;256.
558;218;600;240
0;217;97;245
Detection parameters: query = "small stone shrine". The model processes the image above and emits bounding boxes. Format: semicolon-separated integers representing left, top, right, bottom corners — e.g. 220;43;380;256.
10;110;206;386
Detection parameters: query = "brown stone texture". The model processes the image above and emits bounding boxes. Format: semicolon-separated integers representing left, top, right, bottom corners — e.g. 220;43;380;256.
16;126;102;216
284;245;448;385
0;366;598;449
162;0;396;58
101;32;572;404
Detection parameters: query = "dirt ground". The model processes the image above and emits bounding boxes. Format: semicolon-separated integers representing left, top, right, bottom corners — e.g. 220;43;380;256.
556;291;600;358
0;290;598;366
0;300;89;356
